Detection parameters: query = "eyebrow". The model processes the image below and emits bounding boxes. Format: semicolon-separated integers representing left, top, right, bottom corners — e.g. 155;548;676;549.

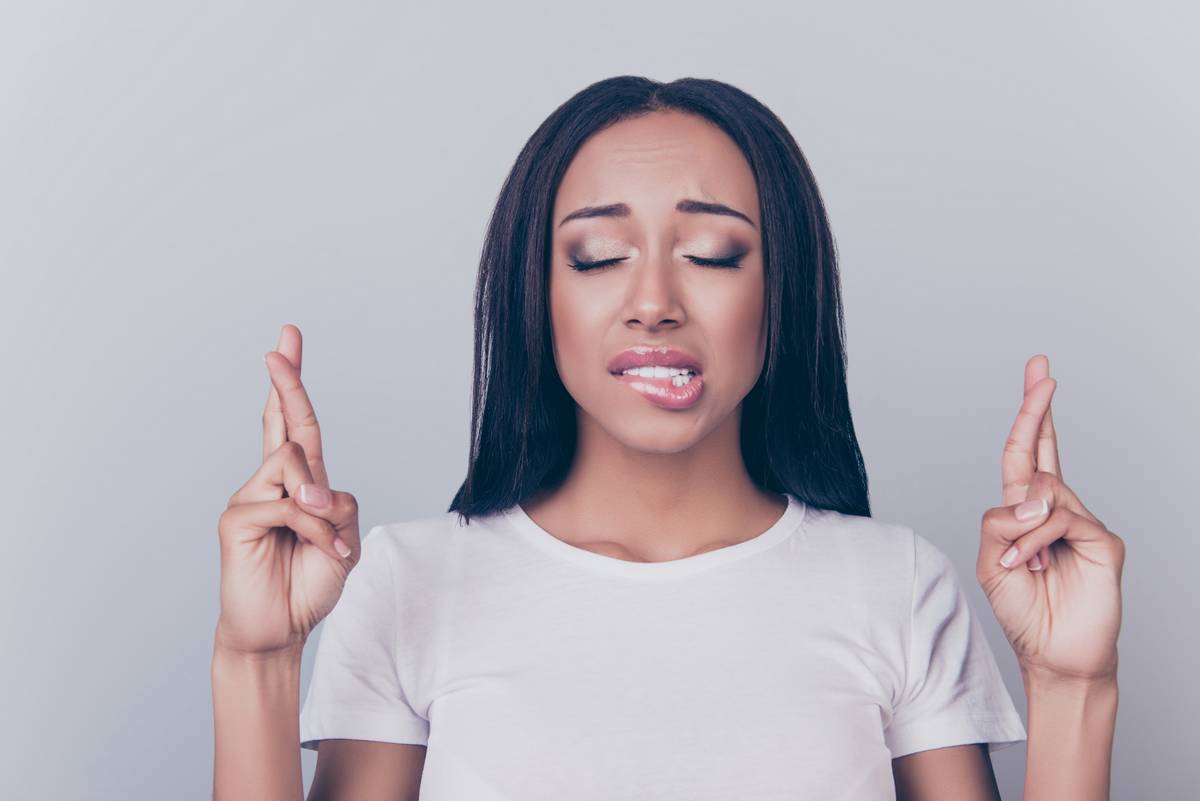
557;199;756;229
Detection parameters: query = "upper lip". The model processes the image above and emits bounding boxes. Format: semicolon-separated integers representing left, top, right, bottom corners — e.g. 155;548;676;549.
607;345;703;375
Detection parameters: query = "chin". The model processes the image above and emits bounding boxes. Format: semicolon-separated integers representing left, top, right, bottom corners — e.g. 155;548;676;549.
596;414;712;454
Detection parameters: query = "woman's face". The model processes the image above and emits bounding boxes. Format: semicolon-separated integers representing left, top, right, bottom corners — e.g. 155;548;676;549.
549;109;766;453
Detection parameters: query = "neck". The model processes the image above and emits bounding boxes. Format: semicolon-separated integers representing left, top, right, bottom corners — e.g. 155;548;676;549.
523;406;784;561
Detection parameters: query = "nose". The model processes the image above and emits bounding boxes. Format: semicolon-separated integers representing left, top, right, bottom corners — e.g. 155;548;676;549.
622;254;685;331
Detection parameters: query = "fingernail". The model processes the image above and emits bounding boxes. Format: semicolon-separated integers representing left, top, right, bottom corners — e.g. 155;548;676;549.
298;483;331;508
333;538;352;558
1029;553;1043;570
1015;498;1049;522
1000;545;1020;568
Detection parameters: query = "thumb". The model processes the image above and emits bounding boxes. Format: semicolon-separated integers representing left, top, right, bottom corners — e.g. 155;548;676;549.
980;496;1053;569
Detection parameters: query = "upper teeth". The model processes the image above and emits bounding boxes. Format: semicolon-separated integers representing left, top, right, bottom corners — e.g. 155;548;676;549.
620;366;695;377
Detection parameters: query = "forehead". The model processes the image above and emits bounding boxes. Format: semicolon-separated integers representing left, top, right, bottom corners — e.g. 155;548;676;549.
553;110;760;226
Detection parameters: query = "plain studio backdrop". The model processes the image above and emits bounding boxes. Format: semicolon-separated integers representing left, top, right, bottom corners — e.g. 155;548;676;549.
2;1;1196;799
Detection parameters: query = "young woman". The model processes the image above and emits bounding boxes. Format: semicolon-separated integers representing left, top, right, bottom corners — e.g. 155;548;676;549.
212;76;1123;801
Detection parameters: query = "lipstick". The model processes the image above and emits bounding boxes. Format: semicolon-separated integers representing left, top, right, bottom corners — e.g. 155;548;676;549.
607;345;704;410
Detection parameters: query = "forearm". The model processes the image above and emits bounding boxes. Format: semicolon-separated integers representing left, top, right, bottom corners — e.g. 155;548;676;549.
1021;667;1118;801
212;636;307;801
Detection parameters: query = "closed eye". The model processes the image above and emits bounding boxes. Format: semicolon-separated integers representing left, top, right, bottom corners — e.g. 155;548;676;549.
686;254;743;269
567;254;744;272
568;257;628;272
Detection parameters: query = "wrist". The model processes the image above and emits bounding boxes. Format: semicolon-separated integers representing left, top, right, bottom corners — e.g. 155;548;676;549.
212;640;305;677
212;644;304;668
1020;663;1118;700
213;620;306;667
211;643;303;700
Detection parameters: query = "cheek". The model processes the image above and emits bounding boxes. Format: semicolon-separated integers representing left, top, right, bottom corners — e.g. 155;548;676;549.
548;277;606;384
705;277;767;386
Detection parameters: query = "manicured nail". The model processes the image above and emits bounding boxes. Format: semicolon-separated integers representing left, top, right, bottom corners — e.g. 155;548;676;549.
1029;553;1043;570
1000;546;1020;568
298;483;331;508
1015;498;1049;522
333;538;352;558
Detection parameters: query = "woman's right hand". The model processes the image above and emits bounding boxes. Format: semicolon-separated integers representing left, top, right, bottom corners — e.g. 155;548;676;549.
214;324;361;657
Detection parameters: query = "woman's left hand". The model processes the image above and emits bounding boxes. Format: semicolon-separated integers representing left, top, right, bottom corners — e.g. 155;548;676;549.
976;354;1125;682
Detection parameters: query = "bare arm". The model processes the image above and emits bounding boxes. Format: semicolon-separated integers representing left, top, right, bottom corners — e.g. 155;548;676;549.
307;740;426;801
212;640;306;801
211;634;427;801
892;743;1002;801
213;326;425;800
892;670;1118;800
1021;668;1117;801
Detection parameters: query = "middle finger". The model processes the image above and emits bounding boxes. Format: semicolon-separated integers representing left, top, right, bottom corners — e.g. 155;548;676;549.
262;324;303;462
264;350;330;488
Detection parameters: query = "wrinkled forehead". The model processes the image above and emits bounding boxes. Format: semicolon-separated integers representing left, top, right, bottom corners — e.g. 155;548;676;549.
553;110;760;230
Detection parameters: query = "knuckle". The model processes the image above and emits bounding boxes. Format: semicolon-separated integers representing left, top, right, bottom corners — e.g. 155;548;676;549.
217;505;239;537
979;506;999;530
337;491;359;516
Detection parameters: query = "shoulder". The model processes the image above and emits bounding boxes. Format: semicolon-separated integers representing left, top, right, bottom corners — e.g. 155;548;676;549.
363;507;515;577
800;505;917;565
801;506;956;579
789;506;922;615
798;506;972;617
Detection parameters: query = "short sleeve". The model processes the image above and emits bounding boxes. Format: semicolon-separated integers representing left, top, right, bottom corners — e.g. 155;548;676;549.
884;531;1028;759
299;525;429;749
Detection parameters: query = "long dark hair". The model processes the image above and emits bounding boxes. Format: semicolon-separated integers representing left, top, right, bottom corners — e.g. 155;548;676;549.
448;75;870;523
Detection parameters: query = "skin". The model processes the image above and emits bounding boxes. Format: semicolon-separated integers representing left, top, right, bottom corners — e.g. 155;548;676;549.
212;326;425;801
522;108;787;560
211;111;1122;800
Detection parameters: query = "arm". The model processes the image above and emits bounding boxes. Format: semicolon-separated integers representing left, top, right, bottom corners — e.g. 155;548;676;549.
891;669;1118;801
1021;667;1117;801
973;357;1124;800
212;641;306;801
893;744;1002;801
307;740;426;801
211;638;427;801
213;326;427;799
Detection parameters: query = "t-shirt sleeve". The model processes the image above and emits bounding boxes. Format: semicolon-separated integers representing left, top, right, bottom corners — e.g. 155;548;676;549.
884;531;1028;759
299;524;430;749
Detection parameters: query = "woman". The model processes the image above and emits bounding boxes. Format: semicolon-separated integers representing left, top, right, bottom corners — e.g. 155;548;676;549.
212;76;1123;800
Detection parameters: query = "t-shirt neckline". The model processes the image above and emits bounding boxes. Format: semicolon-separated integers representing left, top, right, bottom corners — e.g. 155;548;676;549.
501;492;806;578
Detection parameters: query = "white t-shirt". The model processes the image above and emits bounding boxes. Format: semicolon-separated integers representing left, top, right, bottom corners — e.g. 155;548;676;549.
299;493;1027;800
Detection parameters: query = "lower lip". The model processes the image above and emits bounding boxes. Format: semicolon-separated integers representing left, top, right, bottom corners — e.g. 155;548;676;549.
610;371;704;410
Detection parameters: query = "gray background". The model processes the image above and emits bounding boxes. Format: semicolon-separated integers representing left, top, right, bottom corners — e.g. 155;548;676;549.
2;1;1195;799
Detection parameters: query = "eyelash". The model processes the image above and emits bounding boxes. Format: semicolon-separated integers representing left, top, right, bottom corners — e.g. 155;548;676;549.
567;255;744;272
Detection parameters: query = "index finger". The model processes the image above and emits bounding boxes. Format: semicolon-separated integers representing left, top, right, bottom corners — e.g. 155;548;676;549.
264;349;330;488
